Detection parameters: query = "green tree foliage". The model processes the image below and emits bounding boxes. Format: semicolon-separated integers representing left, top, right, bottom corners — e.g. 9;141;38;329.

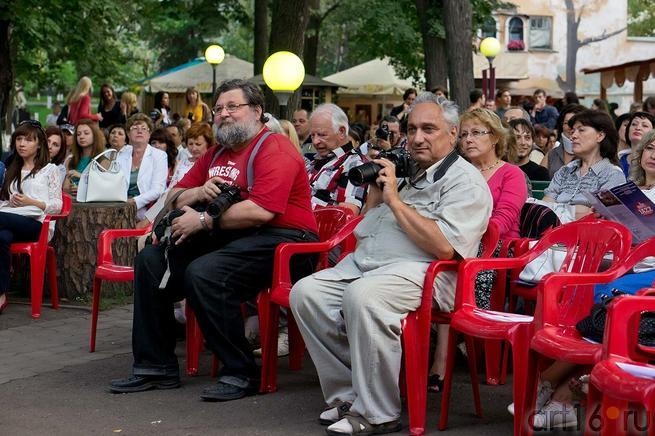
139;0;249;71
628;0;655;37
314;0;513;83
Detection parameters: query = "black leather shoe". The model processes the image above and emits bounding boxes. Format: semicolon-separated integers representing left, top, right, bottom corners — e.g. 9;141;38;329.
109;374;180;393
200;375;259;402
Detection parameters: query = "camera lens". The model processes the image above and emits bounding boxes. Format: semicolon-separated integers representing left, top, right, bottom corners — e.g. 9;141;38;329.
348;162;382;186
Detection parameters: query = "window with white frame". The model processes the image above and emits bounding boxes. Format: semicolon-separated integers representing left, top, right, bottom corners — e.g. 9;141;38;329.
508;17;524;42
529;16;553;49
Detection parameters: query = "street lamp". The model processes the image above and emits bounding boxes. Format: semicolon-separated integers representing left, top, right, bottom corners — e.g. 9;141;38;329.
262;51;305;119
480;37;501;104
205;44;225;97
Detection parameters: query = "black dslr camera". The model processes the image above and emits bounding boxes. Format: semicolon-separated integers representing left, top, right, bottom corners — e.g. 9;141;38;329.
154;182;242;246
348;148;413;186
206;183;242;218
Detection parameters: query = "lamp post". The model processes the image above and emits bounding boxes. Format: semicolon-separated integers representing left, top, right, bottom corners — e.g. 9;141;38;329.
262;51;305;119
479;37;501;104
204;44;225;98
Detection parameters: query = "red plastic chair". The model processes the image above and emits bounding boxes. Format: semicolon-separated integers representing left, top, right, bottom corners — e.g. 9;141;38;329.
89;225;151;352
10;192;72;318
524;237;655;433
401;221;500;436
440;220;632;436
586;293;655;436
258;207;360;392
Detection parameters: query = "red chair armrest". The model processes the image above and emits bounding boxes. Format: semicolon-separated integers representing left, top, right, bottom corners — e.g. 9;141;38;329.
97;227;151;266
271;217;362;289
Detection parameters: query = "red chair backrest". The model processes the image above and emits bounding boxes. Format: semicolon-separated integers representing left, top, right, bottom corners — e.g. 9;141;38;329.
534;219;632;327
480;221;500;258
314;207;355;242
51;193;73;220
604;294;655;363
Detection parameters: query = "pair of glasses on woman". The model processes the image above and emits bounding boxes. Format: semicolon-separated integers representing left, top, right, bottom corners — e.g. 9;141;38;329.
458;129;491;140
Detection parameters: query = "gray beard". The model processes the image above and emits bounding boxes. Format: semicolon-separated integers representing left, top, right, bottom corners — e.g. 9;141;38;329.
216;120;259;149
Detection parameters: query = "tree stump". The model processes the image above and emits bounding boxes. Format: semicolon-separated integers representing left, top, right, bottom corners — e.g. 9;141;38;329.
52;201;137;300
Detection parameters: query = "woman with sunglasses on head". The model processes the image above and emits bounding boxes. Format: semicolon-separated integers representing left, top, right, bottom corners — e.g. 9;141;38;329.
0;122;62;313
63;119;106;195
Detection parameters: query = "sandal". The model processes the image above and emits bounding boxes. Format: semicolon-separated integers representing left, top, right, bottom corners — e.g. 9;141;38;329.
326;413;402;435
427;374;444;393
319;401;352;425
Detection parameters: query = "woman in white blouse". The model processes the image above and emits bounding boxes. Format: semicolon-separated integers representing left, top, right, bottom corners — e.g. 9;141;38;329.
0;121;62;312
116;113;168;221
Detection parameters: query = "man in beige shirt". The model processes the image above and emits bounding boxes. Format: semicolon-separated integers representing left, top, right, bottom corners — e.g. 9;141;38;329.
290;93;492;435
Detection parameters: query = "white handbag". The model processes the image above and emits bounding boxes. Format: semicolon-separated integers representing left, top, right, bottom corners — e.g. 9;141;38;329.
77;149;127;203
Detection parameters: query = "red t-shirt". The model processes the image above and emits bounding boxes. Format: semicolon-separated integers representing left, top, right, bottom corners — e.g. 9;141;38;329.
176;128;317;233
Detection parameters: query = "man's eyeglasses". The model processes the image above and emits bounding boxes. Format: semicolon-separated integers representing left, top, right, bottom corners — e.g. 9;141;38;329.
212;103;249;116
459;129;490;140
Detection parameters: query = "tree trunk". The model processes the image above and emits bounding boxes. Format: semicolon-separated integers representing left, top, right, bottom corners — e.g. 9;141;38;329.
53;202;137;300
0;19;13;147
303;0;320;76
265;0;310;118
415;0;447;90
253;0;268;76
443;0;474;110
557;0;578;92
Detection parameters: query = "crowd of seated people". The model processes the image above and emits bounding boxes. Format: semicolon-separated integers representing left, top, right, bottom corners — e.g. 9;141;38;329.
9;79;655;434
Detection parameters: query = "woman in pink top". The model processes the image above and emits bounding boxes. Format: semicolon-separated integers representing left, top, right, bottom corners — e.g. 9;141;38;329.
428;108;527;392
460;108;527;239
66;77;102;125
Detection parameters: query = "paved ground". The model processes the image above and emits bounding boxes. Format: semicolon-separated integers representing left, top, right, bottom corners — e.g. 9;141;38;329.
0;301;564;435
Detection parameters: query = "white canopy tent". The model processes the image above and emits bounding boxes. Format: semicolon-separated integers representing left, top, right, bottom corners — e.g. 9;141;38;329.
141;55;254;94
324;58;414;96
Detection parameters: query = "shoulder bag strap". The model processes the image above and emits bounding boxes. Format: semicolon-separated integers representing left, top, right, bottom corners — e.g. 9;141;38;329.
246;131;273;191
151;188;189;229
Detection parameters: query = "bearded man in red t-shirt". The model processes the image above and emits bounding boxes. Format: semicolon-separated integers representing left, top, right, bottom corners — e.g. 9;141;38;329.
110;80;318;401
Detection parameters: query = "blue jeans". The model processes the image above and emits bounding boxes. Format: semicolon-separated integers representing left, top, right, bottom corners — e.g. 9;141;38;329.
0;212;42;294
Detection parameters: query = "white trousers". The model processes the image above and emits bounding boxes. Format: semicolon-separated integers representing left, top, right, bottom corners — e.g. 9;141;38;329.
289;273;422;424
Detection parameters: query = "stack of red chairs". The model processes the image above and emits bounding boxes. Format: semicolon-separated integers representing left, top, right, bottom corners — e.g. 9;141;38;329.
439;220;632;436
10;192;72;318
586;291;655;435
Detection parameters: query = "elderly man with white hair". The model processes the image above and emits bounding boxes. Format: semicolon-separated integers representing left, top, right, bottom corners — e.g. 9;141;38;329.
290;93;492;435
307;103;368;214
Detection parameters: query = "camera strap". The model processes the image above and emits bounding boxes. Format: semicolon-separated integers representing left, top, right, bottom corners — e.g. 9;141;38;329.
400;150;459;191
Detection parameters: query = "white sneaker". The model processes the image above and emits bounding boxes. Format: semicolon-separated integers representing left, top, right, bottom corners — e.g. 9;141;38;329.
252;328;289;358
507;380;553;416
531;400;578;430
